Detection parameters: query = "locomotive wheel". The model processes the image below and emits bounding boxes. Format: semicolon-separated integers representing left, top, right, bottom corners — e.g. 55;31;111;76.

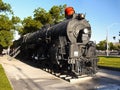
49;46;60;65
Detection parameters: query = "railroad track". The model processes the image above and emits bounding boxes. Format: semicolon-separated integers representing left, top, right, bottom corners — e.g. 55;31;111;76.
43;68;92;83
35;62;93;83
17;58;94;83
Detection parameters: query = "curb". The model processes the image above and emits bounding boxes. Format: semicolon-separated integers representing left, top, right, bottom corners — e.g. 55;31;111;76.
98;66;120;72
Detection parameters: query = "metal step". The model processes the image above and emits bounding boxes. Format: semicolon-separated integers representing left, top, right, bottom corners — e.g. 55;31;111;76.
10;46;21;56
12;50;21;58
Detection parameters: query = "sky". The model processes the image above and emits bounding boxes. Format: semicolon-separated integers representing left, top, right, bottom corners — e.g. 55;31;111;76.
4;0;120;43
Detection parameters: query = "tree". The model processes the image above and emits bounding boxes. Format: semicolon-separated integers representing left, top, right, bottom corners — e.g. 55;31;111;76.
21;5;66;35
34;8;52;25
0;30;13;47
11;16;21;24
109;42;115;50
0;15;13;31
0;15;14;48
96;40;120;51
49;4;66;23
118;45;120;50
33;4;66;25
0;0;21;49
22;16;42;35
0;0;13;14
113;36;116;40
96;40;107;50
113;44;120;50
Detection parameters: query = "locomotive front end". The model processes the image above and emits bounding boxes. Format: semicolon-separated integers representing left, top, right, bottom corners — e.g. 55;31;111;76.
66;14;98;76
67;14;91;44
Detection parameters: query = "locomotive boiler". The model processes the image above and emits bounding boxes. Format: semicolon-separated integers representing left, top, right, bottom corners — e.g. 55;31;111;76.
14;13;98;76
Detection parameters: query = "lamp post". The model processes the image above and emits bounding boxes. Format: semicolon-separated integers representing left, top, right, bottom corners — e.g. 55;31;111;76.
106;28;109;56
119;31;120;43
106;23;120;56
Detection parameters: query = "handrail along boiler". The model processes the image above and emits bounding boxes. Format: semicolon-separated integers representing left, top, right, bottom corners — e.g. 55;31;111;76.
15;13;98;76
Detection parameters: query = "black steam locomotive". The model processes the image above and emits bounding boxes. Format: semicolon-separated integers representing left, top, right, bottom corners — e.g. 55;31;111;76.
13;13;98;76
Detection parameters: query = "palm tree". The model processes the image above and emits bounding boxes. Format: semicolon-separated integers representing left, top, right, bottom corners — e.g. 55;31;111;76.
113;36;116;40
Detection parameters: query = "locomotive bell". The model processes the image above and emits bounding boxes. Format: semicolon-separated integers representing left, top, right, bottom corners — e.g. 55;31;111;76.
65;7;75;15
65;7;75;19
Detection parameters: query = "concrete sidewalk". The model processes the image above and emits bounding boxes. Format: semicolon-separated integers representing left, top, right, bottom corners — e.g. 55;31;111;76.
0;55;82;90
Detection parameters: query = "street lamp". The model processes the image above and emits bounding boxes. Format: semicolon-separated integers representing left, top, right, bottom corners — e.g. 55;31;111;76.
106;28;109;56
106;23;120;56
119;32;120;43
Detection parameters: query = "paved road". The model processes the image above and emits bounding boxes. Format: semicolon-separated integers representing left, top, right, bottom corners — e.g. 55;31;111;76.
0;55;120;90
77;69;120;90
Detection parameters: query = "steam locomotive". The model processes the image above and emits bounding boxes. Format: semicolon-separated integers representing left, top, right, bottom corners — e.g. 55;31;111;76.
13;13;98;76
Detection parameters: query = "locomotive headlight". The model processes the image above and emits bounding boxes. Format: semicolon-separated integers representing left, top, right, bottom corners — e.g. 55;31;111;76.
78;14;85;20
80;14;85;18
83;28;89;34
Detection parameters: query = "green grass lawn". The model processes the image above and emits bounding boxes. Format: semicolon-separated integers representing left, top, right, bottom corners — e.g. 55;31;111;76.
98;56;120;69
0;64;12;90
